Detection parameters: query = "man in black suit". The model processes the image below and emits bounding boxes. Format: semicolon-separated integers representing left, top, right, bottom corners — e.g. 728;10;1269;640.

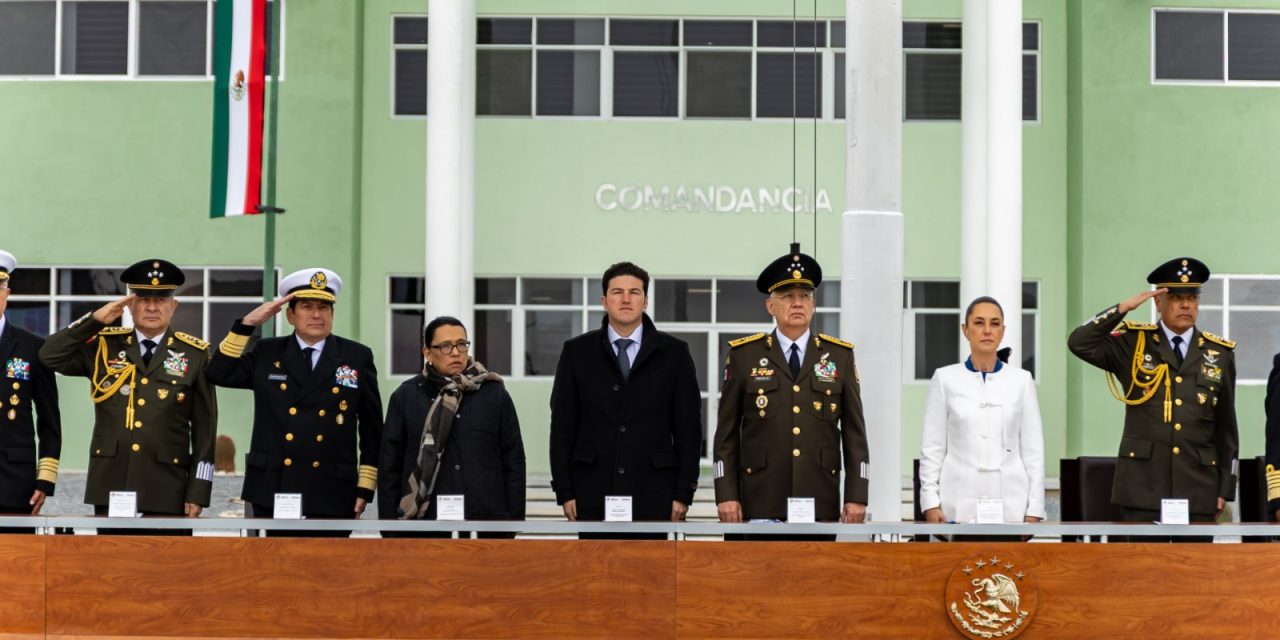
208;268;382;536
550;261;702;537
0;250;61;517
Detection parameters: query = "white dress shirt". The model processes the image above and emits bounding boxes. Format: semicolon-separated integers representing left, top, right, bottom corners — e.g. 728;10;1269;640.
296;334;325;369
1161;322;1194;360
918;360;1047;523
775;329;811;365
606;322;642;368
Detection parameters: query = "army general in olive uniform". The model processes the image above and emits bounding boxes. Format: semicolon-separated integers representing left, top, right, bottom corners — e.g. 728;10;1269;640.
39;259;218;517
1068;257;1237;522
208;268;382;525
714;244;870;524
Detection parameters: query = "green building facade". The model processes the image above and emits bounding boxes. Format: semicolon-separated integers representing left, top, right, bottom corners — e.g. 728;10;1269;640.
3;0;1278;482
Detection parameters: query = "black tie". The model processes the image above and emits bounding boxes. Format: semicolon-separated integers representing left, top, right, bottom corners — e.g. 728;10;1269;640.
788;344;801;379
1172;336;1184;367
141;339;156;367
302;347;316;371
614;338;633;381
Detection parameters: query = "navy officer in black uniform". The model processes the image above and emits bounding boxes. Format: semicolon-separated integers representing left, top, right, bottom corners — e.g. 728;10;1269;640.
208;268;382;534
0;250;61;517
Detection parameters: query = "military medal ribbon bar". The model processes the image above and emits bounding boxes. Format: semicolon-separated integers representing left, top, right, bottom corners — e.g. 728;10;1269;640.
209;0;266;218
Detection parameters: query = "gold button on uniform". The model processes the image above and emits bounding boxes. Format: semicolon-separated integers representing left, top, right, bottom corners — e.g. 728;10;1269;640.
1175;423;1182;431
131;444;140;452
792;427;800;435
825;389;831;396
289;407;297;415
319;409;326;417
284;458;292;466
1173;447;1181;455
1175;398;1182;406
792;385;800;392
285;433;294;441
792;449;800;457
137;398;146;406
746;468;753;474
332;387;340;394
173;458;180;464
11;382;18;390
133;421;142;429
280;383;287;391
316;434;324;443
1175;376;1183;383
1129;452;1135;458
140;378;149;385
312;461;320;468
792;406;800;414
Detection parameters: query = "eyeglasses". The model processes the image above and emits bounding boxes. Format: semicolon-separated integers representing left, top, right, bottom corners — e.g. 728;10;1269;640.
429;341;471;355
770;290;815;302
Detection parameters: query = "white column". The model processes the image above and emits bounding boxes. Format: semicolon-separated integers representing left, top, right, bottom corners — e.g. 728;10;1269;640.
844;0;903;523
960;0;989;321
426;0;476;330
985;0;1023;358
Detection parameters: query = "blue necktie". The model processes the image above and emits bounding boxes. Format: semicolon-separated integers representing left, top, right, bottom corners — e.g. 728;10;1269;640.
615;338;633;381
788;344;801;379
1172;336;1184;367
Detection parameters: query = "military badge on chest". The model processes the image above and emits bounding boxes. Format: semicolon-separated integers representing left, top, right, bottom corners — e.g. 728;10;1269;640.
5;358;30;381
1202;363;1222;382
163;350;189;377
814;353;838;382
335;365;359;389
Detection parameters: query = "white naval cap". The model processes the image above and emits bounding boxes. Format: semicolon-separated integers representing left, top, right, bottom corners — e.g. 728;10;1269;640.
281;267;342;303
0;250;15;282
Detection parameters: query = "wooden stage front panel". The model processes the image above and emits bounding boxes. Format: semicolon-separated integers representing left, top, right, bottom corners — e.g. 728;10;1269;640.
0;537;1275;638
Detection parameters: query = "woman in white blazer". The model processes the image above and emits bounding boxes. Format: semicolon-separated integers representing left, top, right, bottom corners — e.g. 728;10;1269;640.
919;296;1046;525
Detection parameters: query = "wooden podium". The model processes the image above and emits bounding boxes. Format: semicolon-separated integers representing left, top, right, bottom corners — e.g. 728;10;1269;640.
1;535;1277;638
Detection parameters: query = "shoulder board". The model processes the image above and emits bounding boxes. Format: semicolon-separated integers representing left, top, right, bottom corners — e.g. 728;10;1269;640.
174;332;210;351
1121;320;1157;331
1202;331;1236;349
818;334;854;349
727;333;766;348
97;327;132;336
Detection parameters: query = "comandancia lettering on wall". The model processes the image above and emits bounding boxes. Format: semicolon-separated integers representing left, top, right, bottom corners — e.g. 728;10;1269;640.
595;184;834;214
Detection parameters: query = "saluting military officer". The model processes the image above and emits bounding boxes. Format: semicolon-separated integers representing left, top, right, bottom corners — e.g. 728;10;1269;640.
39;259;217;519
0;250;62;516
1068;257;1237;523
714;243;870;525
208;268;382;531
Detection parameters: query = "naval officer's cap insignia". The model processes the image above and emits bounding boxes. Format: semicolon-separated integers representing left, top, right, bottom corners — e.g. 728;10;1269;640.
281;267;342;303
0;249;17;283
121;258;185;298
757;242;823;294
1147;256;1209;292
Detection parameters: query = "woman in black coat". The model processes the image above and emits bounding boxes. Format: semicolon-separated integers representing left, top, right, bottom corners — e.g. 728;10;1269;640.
378;316;525;530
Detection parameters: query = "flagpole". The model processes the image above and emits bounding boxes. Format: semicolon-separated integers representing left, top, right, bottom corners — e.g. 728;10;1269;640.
259;0;285;337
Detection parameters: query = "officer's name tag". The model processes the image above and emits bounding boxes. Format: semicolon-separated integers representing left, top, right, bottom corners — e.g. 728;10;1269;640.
273;493;303;519
787;497;816;524
605;496;633;522
975;499;1004;524
108;491;138;518
1160;499;1190;525
436;495;465;521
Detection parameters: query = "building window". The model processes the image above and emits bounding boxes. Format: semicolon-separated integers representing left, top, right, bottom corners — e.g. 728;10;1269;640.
1;0;280;79
902;20;1040;121
683;20;752;119
476;18;532;116
904;280;1040;381
755;21;824;119
4;266;281;339
1154;9;1280;83
391;16;428;116
536;18;603;116
611;19;680;117
1158;276;1279;383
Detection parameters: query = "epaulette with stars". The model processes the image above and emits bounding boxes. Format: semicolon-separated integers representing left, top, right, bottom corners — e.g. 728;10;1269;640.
1201;331;1235;349
818;334;854;349
727;333;766;348
174;332;210;351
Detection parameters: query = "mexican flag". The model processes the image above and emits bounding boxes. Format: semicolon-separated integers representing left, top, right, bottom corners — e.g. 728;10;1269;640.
209;0;266;218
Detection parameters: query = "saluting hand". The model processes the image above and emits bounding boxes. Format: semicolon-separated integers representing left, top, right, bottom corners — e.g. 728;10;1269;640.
92;294;135;324
1118;288;1168;314
241;293;295;327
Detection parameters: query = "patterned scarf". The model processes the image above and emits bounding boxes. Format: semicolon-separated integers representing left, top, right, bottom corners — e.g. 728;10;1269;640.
399;359;502;519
